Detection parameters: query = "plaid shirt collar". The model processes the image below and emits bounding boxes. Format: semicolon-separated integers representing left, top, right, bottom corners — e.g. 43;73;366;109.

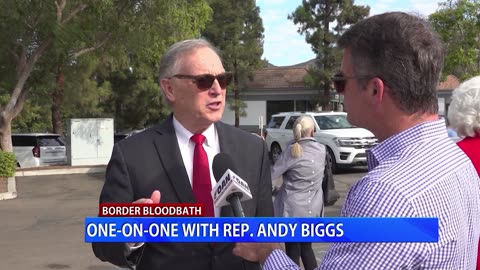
367;119;447;170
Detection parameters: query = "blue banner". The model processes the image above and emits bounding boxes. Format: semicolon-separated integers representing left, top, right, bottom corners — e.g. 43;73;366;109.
84;217;438;243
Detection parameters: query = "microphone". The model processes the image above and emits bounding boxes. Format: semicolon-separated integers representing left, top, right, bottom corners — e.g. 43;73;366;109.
211;153;252;217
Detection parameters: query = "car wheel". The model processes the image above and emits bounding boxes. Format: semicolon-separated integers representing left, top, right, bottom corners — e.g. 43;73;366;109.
327;148;338;174
270;143;282;164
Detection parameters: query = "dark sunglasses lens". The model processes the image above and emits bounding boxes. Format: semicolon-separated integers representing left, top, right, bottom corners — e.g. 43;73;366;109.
195;75;215;90
217;73;233;89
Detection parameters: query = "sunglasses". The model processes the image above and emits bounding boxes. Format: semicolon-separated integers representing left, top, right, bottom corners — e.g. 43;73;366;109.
171;72;233;90
331;73;373;93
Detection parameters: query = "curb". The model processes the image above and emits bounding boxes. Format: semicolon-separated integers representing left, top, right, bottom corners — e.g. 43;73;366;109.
15;165;107;177
0;177;17;200
1;165;106;201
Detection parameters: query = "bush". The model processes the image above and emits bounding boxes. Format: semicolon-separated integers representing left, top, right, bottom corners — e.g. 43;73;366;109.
0;151;16;177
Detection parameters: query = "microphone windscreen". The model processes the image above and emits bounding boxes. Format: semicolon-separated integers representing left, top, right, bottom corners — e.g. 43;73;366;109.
212;153;237;182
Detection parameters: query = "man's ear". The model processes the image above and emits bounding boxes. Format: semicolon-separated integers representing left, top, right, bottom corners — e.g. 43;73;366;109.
160;78;175;103
369;78;385;104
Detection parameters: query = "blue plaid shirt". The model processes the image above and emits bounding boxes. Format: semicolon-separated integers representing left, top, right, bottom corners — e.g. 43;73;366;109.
264;119;480;269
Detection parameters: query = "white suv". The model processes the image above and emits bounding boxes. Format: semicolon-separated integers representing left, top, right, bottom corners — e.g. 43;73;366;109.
265;112;377;172
12;133;67;168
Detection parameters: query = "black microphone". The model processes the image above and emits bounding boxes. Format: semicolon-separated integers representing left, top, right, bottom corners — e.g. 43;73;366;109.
211;153;252;217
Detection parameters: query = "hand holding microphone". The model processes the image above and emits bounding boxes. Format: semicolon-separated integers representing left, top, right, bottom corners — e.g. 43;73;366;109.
211;153;252;217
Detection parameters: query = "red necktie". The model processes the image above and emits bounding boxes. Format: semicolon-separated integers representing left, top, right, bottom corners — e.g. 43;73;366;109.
191;134;214;217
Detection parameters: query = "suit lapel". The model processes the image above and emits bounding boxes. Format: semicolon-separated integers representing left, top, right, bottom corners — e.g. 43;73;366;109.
153;116;196;203
216;122;237;217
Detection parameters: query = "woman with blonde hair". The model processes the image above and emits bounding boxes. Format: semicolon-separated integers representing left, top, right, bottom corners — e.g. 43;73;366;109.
271;115;326;270
447;75;480;270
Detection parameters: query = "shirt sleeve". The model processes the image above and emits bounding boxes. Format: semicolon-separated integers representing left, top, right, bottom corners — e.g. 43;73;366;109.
321;179;428;269
263;249;302;270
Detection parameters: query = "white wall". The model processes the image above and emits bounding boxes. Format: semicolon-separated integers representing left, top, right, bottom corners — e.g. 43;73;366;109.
67;118;114;166
221;100;266;126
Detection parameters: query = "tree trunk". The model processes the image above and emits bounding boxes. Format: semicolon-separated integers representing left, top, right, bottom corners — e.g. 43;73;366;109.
234;87;240;127
323;83;331;111
52;67;65;136
322;2;331;111
0;114;13;152
234;62;240;127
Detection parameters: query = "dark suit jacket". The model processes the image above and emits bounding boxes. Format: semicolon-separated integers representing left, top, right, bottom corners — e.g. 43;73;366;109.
92;116;274;270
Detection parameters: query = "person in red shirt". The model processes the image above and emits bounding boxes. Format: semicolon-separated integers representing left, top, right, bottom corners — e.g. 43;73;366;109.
447;75;480;269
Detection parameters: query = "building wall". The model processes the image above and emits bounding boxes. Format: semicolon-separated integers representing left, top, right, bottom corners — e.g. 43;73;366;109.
221;100;266;128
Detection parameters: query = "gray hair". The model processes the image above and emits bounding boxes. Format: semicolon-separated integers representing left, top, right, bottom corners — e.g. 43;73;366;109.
291;116;315;158
158;38;220;80
158;39;221;107
337;12;445;115
447;76;480;137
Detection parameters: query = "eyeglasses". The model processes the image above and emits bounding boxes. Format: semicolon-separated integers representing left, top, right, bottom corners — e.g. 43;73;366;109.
170;72;233;90
331;73;373;93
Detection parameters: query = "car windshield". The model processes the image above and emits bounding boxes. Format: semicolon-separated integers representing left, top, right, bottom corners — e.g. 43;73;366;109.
314;115;356;130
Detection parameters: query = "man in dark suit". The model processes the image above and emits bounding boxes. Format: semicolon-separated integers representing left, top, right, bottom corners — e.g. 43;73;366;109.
92;39;274;270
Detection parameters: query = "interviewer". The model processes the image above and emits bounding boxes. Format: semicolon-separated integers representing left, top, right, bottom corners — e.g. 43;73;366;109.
233;11;480;269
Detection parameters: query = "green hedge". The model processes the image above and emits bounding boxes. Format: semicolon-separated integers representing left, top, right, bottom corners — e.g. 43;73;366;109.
0;151;16;177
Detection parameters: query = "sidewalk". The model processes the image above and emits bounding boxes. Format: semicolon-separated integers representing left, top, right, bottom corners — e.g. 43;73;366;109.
15;164;106;177
1;165;107;201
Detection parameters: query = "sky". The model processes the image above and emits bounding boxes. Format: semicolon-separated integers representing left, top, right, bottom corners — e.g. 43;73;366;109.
257;0;444;67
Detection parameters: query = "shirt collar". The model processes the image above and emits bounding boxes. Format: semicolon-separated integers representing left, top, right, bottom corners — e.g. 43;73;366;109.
367;119;447;169
298;137;317;143
172;116;216;147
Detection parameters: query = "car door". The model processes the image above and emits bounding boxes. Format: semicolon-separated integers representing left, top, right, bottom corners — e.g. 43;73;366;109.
12;135;37;168
265;116;286;150
278;115;299;150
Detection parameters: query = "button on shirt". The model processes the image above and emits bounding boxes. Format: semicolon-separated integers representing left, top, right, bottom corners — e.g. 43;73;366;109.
173;116;221;217
264;119;480;269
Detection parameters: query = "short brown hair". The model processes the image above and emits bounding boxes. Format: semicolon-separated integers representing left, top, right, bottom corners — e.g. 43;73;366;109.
338;12;445;115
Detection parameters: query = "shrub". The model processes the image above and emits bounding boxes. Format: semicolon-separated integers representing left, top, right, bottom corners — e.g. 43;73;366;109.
0;151;16;177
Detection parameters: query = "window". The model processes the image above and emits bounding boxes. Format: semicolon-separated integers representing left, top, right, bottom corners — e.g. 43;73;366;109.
284;116;299;130
12;136;36;146
37;136;64;146
267;100;294;122
314;115;355;130
267;117;285;129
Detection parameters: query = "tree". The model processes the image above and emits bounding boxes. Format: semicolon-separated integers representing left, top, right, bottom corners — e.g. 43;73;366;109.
429;0;480;80
100;64;169;132
289;0;369;110
202;0;265;127
0;0;212;151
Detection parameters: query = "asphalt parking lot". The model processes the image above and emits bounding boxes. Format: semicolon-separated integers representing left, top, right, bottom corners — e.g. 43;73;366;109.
0;167;367;270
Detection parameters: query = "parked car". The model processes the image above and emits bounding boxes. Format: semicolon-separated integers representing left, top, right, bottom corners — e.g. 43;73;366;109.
114;134;128;144
114;129;146;144
12;133;67;168
265;112;378;173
